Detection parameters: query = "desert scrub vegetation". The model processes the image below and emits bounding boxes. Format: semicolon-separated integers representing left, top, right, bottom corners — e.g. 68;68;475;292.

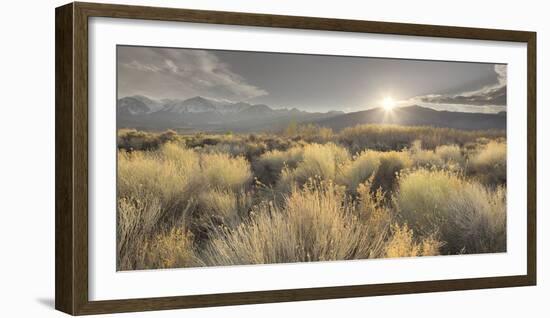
200;180;391;265
337;150;412;194
338;124;505;153
466;141;507;186
394;169;506;254
276;143;350;193
117;128;180;151
117;124;507;270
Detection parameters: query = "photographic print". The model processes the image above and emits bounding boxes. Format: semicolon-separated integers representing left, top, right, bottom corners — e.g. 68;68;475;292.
116;45;507;271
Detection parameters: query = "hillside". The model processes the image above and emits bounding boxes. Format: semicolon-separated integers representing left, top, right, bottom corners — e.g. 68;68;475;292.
118;96;506;132
312;105;506;131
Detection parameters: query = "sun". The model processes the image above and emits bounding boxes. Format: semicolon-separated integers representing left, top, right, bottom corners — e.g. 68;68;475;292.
382;97;396;111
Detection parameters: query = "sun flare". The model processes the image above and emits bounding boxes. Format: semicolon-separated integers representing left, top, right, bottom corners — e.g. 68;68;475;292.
382;97;396;111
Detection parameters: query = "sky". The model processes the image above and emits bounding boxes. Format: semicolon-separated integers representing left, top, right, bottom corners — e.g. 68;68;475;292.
118;45;507;114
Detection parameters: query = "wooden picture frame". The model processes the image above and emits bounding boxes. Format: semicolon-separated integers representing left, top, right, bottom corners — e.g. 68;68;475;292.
55;2;536;315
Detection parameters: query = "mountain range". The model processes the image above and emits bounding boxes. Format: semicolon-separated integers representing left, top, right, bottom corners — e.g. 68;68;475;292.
117;95;506;132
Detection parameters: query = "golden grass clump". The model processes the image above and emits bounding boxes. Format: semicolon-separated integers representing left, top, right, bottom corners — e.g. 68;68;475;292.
117;144;200;213
445;184;506;253
117;194;164;270
394;169;506;254
338;151;381;193
467;141;507;185
200;152;253;191
384;224;442;258
135;227;198;270
253;146;305;184
200;180;390;266
197;189;252;228
371;151;412;194
277;143;349;192
337;150;412;194
435;144;463;164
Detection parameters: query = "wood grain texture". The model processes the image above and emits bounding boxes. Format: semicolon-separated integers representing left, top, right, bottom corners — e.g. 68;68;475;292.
55;2;75;314
55;2;537;315
526;32;537;285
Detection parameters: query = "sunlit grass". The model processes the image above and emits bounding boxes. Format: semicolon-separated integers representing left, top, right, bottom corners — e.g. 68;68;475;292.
116;125;506;270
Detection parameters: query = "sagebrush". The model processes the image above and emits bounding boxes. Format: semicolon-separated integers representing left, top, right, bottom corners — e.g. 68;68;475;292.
117;124;506;270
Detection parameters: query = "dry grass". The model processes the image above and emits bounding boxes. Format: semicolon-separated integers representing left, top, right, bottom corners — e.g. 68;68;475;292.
200;152;252;191
116;126;507;269
200;180;390;265
197;189;253;229
284;123;334;143
435;144;463;164
118;129;180;151
394;169;506;254
467;141;507;185
339;124;504;152
135;227;198;270
253;146;305;184
338;150;382;192
277;143;349;193
385;224;442;258
117;194;164;270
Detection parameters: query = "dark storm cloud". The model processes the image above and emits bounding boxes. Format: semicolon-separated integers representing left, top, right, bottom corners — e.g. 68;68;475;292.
118;46;267;101
118;46;506;113
412;65;507;107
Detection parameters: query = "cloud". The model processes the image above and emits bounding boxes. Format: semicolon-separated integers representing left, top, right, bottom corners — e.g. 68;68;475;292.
409;65;507;107
118;47;268;100
494;64;507;85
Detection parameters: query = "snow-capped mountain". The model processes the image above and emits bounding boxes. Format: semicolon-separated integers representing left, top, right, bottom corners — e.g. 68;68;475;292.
128;95;165;113
117;96;150;115
156;96;275;115
117;95;343;132
161;96;219;114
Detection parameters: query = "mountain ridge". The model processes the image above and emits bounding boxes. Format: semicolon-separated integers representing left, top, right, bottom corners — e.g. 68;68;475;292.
117;95;506;132
117;95;343;132
312;105;506;131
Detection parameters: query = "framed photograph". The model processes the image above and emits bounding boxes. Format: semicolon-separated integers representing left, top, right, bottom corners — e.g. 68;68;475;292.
55;2;536;315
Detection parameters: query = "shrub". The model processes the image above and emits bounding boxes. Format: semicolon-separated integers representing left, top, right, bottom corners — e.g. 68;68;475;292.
117;145;200;214
408;140;444;168
135;227;198;270
384;224;442;258
339;124;505;153
197;189;253;228
371;151;411;194
254;146;304;184
117;194;163;270
200;152;253;191
117;145;201;270
356;181;393;243
117;129;180;151
394;169;506;254
445;185;506;253
199;139;268;160
338;151;381;193
199;181;390;266
116;128;507;269
435;144;463;164
199;143;246;157
284;123;334;143
277;143;349;193
338;150;411;194
467;141;507;185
